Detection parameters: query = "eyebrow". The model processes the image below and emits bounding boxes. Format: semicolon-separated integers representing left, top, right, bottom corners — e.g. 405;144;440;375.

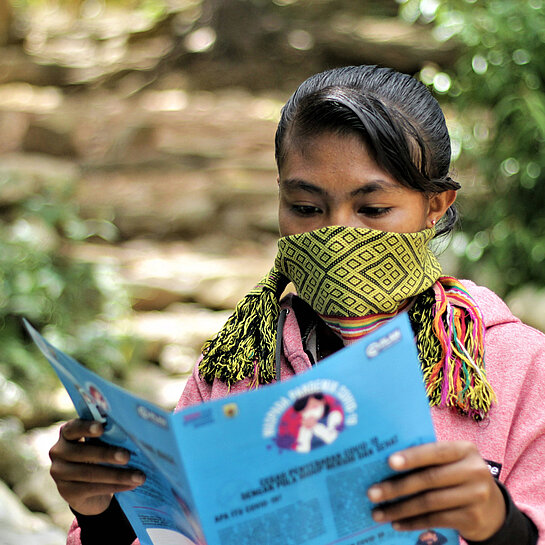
280;178;399;197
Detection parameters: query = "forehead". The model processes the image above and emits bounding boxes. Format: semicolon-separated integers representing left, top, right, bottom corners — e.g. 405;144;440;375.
281;131;371;167
278;132;404;193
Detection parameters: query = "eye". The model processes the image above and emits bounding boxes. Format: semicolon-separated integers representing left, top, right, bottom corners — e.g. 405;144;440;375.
359;206;392;217
291;205;322;216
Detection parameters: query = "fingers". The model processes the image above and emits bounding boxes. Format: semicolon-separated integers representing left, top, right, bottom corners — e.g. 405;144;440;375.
59;419;104;442
51;419;130;466
373;490;502;541
49;419;147;515
50;419;143;483
385;505;479;533
367;442;487;503
54;438;131;466
55;480;143;500
386;440;478;472
366;440;506;541
51;459;145;486
371;482;478;523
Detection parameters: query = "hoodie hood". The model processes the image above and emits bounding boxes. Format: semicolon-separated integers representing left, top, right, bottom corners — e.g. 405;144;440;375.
461;280;520;330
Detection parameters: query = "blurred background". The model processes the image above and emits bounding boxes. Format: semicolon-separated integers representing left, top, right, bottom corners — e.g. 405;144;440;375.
1;0;545;541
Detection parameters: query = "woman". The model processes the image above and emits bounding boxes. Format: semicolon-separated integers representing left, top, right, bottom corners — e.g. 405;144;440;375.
50;65;545;544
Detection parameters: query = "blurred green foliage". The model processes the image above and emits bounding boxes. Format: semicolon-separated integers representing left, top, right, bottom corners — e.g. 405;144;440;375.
0;166;137;391
400;0;545;295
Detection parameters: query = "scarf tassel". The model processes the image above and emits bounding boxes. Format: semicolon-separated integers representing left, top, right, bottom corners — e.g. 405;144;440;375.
418;277;496;420
199;272;287;387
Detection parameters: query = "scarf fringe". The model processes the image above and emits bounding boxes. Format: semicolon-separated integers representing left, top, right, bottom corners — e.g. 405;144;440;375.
409;277;496;420
199;271;287;387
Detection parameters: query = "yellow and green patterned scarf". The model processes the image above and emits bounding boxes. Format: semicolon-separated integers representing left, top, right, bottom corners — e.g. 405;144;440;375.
199;225;495;419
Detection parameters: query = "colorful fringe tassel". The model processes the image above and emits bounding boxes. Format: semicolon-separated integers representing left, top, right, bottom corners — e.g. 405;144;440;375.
409;276;496;420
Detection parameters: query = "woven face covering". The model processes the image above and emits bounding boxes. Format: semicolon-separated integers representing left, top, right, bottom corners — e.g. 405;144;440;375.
199;225;495;419
275;225;441;317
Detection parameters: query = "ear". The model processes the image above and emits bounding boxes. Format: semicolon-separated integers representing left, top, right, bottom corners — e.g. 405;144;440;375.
426;189;457;228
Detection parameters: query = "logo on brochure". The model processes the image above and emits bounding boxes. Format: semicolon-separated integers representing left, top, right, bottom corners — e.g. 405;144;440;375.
78;382;109;423
137;405;168;429
262;379;358;453
415;529;449;545
365;327;402;359
222;403;238;418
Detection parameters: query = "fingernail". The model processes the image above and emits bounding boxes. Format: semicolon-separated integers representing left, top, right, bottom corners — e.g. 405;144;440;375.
132;472;145;484
392;522;402;531
367;486;383;502
89;423;101;434
389;453;405;469
114;450;129;463
372;509;384;522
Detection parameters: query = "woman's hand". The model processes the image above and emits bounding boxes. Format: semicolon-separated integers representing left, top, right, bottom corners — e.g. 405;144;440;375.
49;419;146;516
367;441;506;542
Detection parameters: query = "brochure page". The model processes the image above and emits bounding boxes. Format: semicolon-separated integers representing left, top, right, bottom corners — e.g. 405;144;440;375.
173;314;458;545
25;320;203;545
27;314;458;545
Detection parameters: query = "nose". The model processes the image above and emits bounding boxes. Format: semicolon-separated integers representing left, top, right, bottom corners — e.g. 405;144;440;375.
327;207;363;229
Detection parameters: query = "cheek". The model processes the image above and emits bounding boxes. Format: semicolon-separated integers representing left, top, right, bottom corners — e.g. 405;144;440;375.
386;195;430;232
278;201;313;237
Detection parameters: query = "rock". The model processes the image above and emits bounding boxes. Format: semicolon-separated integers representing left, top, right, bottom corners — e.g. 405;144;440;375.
14;423;73;530
319;15;458;74
75;169;218;238
0;47;68;87
0;153;78;206
0;375;33;423
194;275;261;311
127;303;231;354
0;0;14;47
22;121;78;157
130;284;185;312
0;365;73;428
0;420;73;533
211;177;279;237
0;110;28;155
14;469;72;530
67;239;275;311
0;417;36;487
159;343;198;375
0;478;66;545
124;364;190;410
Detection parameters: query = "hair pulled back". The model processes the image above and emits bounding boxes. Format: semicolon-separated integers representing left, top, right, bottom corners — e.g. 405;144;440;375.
275;65;460;237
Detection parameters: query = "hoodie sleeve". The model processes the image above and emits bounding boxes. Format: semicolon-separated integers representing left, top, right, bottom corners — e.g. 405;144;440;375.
68;498;139;545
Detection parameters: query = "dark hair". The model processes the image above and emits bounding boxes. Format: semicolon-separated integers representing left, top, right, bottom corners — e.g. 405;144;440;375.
293;393;329;414
275;65;460;237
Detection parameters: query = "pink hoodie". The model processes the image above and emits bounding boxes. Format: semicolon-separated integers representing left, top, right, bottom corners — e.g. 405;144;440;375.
67;281;545;544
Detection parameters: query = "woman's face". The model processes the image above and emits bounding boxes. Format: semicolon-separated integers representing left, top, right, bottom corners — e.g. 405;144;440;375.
278;132;454;237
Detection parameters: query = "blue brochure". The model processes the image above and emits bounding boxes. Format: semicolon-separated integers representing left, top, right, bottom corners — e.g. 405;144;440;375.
26;314;458;545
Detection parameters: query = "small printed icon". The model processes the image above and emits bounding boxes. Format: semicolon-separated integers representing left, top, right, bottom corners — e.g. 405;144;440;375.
223;403;239;418
416;529;448;545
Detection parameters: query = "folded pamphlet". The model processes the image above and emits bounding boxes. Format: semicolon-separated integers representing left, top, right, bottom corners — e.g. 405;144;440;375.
26;314;458;545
